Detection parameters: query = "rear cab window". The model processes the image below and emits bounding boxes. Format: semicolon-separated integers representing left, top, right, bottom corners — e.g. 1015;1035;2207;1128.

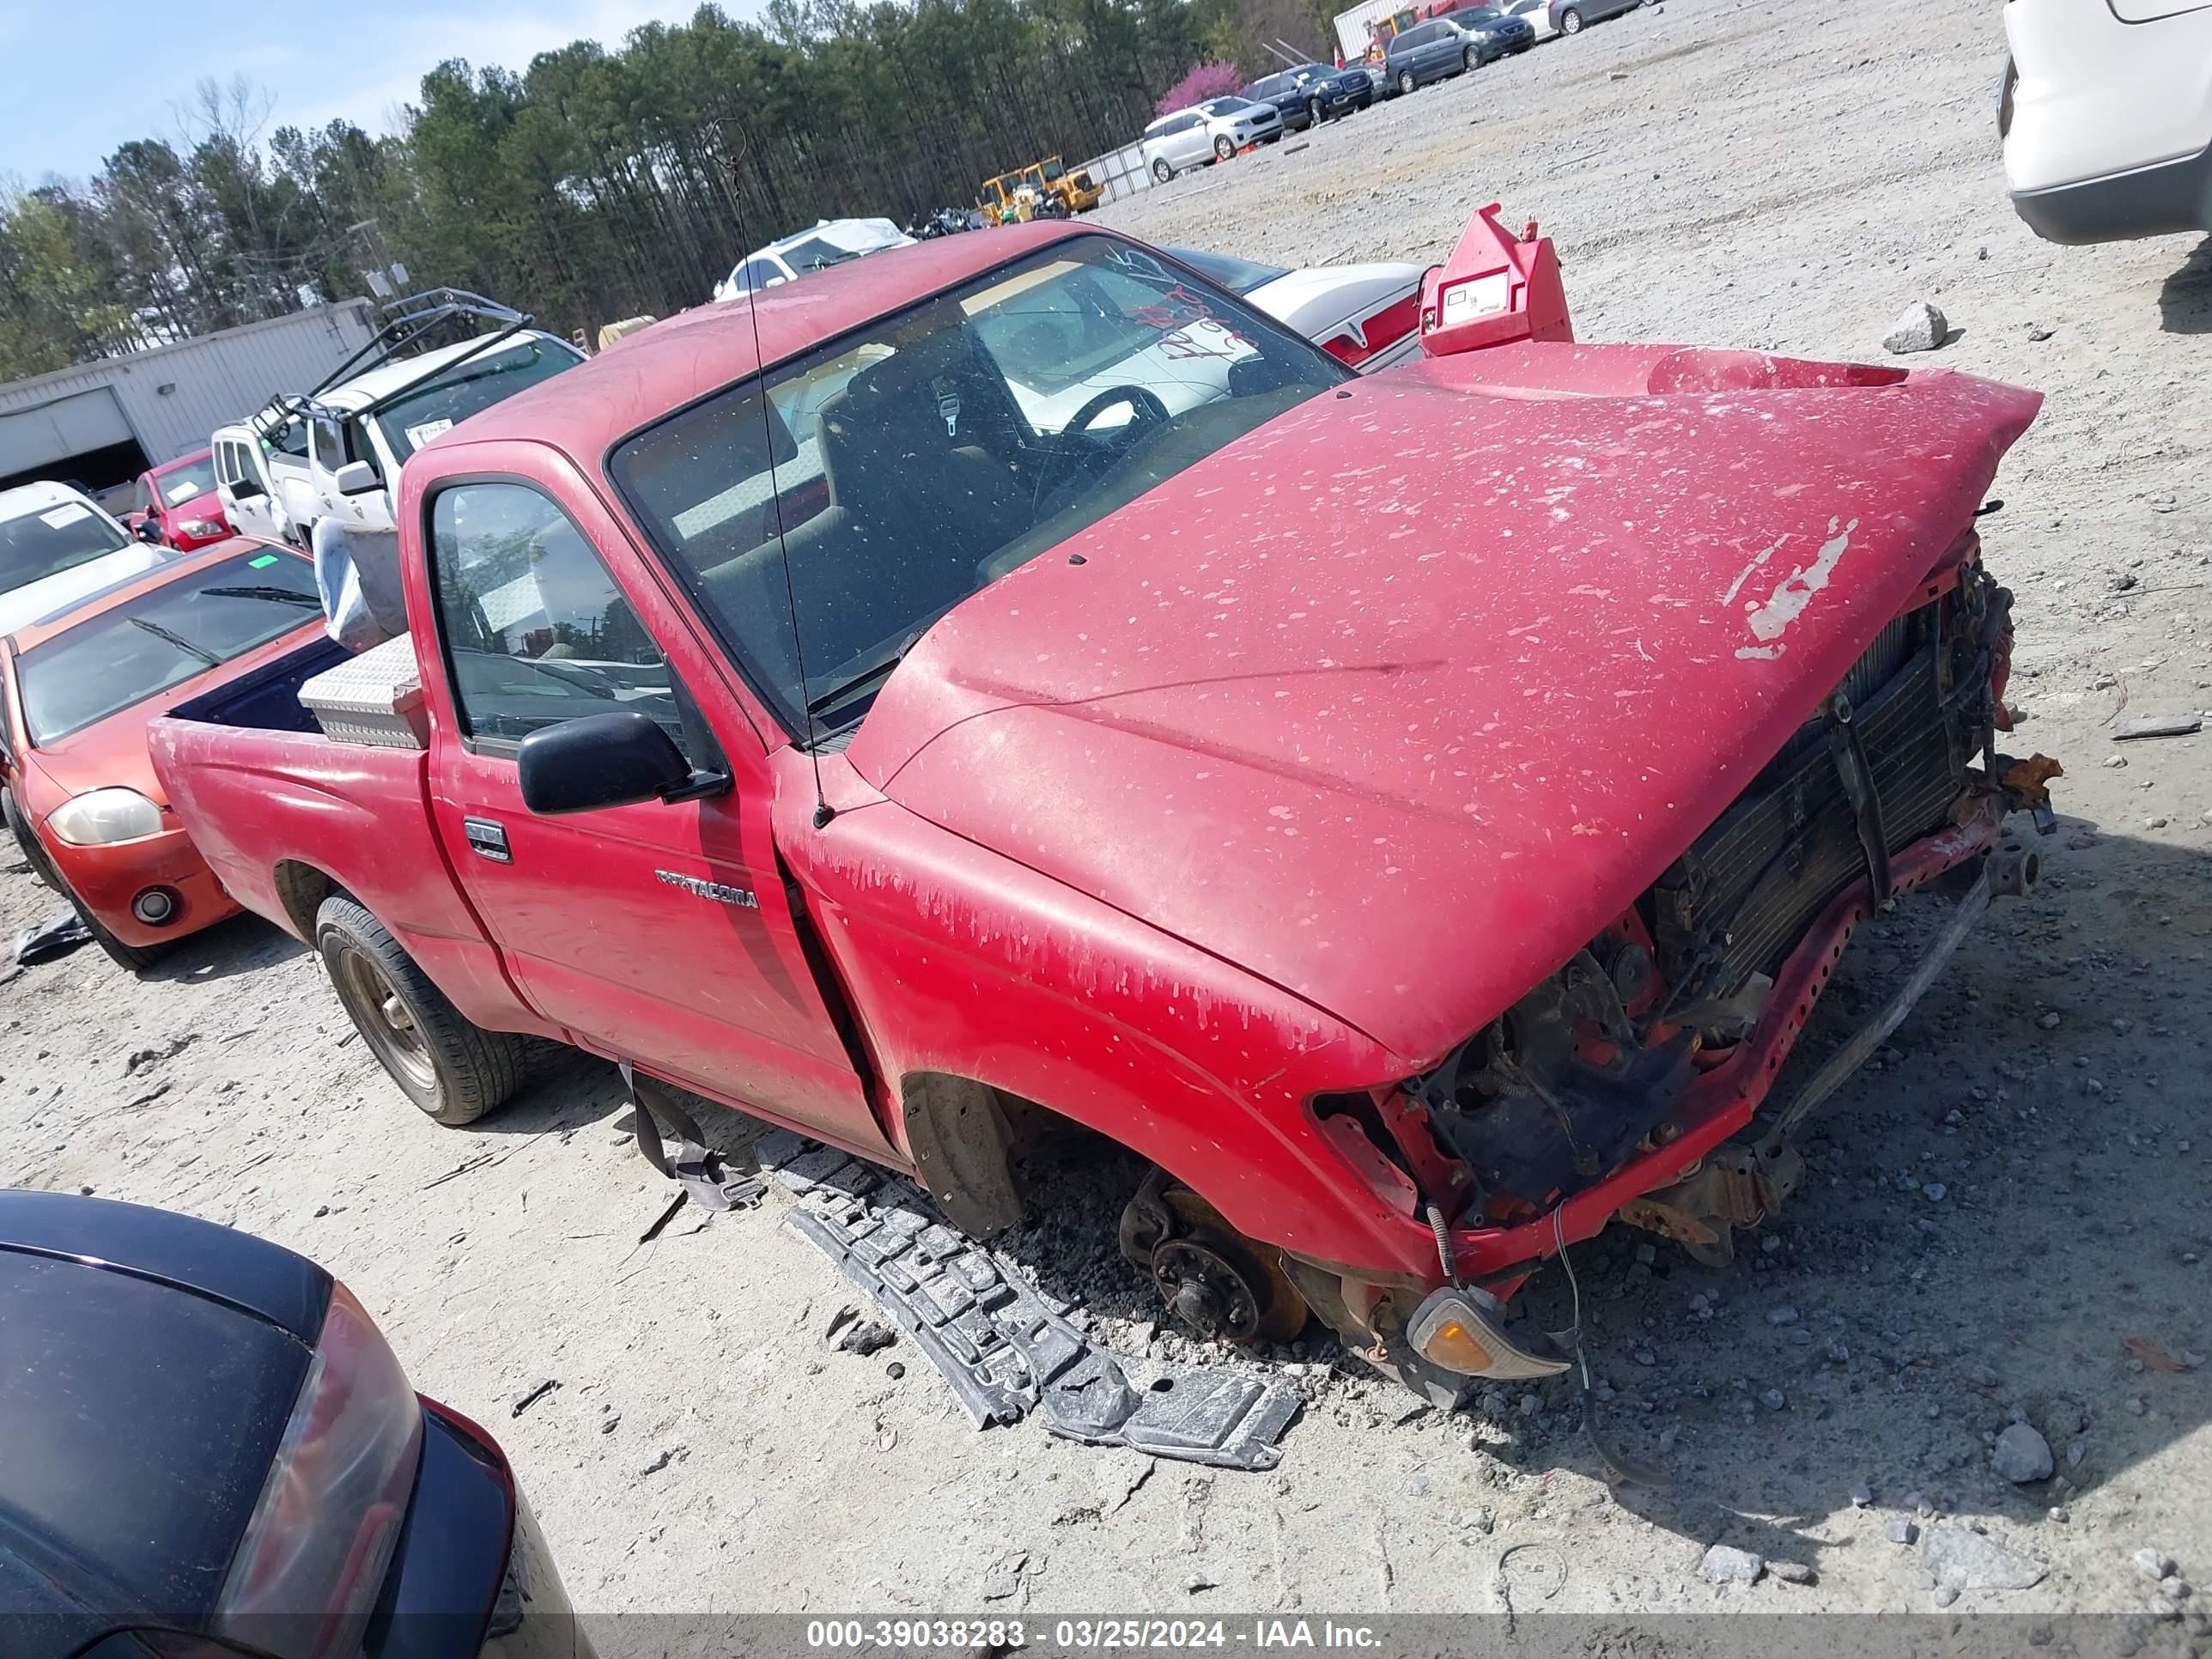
15;549;321;744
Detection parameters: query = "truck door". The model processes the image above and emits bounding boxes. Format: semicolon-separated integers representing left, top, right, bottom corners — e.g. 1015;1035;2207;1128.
418;475;890;1156
213;441;266;541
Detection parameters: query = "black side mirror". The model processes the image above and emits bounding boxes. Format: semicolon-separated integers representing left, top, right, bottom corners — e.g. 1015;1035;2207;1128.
518;711;705;816
133;518;162;544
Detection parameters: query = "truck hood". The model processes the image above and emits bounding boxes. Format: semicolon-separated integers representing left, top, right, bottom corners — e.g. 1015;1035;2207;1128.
845;344;2041;1066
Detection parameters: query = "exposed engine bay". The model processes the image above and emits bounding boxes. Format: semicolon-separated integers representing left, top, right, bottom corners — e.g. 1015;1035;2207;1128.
1407;549;2023;1226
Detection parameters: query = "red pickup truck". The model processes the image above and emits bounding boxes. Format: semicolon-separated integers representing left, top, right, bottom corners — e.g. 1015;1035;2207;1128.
150;220;2051;1396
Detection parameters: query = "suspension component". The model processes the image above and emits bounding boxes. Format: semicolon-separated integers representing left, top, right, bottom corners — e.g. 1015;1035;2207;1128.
1118;1170;1310;1344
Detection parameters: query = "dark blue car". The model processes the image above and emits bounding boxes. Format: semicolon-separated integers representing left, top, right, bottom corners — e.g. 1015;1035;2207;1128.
1382;9;1534;94
1242;63;1375;130
0;1191;589;1659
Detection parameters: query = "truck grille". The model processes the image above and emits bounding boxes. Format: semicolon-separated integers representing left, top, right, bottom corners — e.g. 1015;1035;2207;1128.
1650;575;2000;1005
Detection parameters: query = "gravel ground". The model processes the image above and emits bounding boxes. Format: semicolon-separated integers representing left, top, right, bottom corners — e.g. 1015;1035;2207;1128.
7;0;2212;1641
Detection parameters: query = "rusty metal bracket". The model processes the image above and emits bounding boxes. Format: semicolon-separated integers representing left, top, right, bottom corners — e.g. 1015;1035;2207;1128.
1616;1138;1805;1267
1825;691;1892;905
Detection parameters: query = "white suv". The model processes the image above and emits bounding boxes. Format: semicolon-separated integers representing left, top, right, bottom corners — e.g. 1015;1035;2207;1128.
1141;97;1283;183
2002;0;2212;244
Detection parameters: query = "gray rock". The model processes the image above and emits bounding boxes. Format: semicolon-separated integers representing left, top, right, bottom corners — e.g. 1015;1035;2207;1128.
1923;1182;1948;1202
1933;1584;1960;1607
1850;1482;1875;1508
1922;1522;2047;1592
1994;1423;2054;1483
2135;1548;2179;1582
1887;1517;1920;1546
1883;301;1948;355
1766;1306;1801;1327
1701;1544;1766;1585
1767;1559;1816;1584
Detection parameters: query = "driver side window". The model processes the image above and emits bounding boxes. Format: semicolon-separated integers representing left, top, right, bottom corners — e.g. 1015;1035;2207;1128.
428;481;691;757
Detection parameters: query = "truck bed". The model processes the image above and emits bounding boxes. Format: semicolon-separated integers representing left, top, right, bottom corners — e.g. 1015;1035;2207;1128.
149;661;543;1037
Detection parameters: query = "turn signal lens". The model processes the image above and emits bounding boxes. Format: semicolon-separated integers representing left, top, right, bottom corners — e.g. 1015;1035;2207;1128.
1414;1313;1497;1375
1407;1285;1573;1380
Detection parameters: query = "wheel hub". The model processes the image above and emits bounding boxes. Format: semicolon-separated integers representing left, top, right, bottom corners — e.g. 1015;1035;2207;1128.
1152;1237;1265;1340
1119;1175;1310;1344
339;948;434;1088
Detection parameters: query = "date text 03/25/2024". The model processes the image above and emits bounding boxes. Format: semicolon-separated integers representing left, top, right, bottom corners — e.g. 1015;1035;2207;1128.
803;1620;1382;1650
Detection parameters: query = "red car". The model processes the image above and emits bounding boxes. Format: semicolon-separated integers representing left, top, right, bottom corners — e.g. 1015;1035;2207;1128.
3;538;337;969
129;448;233;550
151;220;2053;1399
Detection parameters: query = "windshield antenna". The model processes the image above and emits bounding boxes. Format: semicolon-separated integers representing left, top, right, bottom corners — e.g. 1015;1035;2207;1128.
708;116;833;830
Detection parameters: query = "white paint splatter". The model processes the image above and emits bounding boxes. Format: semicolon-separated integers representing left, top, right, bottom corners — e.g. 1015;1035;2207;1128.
1744;517;1859;643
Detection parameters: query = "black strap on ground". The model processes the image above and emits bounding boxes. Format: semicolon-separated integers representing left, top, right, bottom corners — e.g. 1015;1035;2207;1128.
1824;692;1891;905
618;1060;765;1213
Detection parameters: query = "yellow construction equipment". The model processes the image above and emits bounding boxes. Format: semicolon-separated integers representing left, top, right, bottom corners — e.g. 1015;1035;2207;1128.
977;156;1102;222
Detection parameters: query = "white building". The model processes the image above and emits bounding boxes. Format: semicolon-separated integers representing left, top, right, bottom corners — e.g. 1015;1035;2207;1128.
0;301;379;506
1334;0;1413;61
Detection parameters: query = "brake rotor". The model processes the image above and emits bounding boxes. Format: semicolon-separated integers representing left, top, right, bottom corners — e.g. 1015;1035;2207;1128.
1147;1189;1310;1346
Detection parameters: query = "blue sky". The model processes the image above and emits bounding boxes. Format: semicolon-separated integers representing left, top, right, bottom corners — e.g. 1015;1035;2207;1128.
0;0;719;185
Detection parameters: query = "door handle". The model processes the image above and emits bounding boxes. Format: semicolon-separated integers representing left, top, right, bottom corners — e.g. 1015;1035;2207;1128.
463;817;511;863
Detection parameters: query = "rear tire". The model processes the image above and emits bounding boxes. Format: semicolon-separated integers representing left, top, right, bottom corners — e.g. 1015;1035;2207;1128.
316;895;524;1126
1560;6;1583;30
1152;157;1174;183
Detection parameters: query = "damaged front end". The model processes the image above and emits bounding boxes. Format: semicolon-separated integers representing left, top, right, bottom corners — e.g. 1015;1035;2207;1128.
1296;541;2060;1391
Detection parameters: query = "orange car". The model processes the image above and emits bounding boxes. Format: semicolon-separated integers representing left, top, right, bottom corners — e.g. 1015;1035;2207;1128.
0;538;338;969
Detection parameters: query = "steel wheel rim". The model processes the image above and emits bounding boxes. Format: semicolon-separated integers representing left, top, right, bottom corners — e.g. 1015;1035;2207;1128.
337;946;435;1091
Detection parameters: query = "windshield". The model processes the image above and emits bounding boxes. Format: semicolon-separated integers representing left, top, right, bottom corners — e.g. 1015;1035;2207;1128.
0;500;128;599
1201;97;1255;116
1165;246;1290;296
154;457;218;505
371;338;580;465
610;234;1346;734
17;549;320;744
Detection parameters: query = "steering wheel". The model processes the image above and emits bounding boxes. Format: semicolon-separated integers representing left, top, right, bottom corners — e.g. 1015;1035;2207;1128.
1032;385;1174;507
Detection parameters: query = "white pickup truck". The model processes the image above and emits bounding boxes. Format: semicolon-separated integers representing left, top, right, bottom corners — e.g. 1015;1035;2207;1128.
216;298;584;549
276;329;582;540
